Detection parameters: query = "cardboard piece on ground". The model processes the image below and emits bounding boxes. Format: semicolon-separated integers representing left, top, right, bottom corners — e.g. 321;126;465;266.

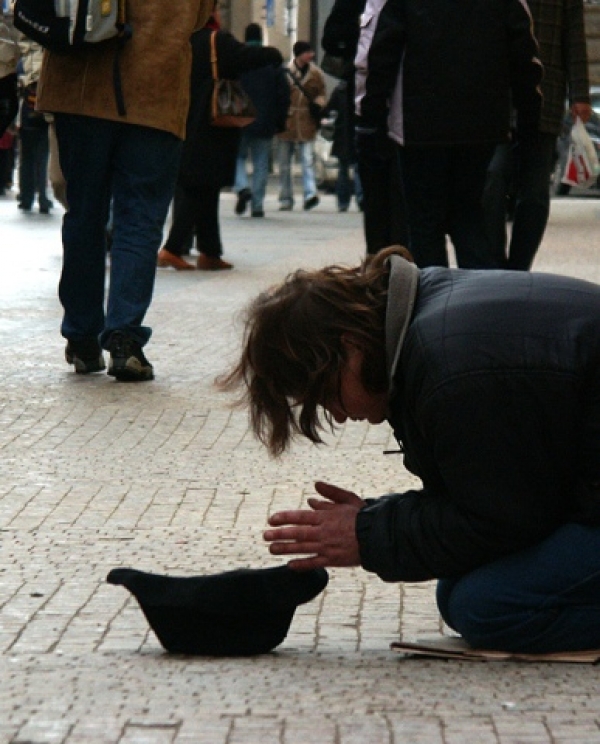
391;636;600;663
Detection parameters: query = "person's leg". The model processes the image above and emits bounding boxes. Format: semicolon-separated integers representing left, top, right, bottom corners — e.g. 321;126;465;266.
234;131;250;194
54;114;113;344
35;126;52;212
161;184;198;263
357;140;408;254
299;140;318;205
17;128;35;210
336;157;351;211
104;122;182;348
447;143;498;269
481;142;513;267
278;140;294;209
352;161;363;209
249;136;271;215
195;183;232;270
399;146;450;268
507;133;557;271
437;523;600;653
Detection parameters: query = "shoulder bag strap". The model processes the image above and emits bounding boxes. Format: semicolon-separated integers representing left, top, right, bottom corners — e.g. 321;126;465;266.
210;30;219;82
286;68;315;103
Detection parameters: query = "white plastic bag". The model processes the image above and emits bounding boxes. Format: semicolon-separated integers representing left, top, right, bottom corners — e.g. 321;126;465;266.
561;116;600;189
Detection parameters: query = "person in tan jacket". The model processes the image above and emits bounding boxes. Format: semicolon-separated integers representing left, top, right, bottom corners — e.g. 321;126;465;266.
277;41;326;211
36;0;214;381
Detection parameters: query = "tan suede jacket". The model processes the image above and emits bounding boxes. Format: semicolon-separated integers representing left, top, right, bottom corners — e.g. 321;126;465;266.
36;0;213;139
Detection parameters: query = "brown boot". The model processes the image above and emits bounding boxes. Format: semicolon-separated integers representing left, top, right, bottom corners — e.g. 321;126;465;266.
157;248;195;271
196;254;233;271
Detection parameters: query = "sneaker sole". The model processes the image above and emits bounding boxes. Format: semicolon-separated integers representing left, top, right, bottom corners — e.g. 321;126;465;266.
108;357;154;382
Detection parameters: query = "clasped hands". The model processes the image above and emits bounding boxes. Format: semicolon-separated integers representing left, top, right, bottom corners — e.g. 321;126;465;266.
263;481;365;571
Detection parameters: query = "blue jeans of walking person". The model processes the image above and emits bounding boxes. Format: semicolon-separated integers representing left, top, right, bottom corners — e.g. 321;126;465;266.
483;133;557;270
234;132;272;215
278;140;317;209
437;523;600;653
54;114;182;349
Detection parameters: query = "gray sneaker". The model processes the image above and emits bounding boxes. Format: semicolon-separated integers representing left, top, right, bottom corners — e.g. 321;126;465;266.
106;332;154;382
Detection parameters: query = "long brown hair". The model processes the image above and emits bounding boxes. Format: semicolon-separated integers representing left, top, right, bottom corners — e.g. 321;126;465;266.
218;246;411;456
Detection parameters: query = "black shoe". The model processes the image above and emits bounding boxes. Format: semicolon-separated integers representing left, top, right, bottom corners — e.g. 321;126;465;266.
251;209;265;218
65;338;106;374
235;188;252;216
278;202;293;211
303;196;319;211
106;331;154;382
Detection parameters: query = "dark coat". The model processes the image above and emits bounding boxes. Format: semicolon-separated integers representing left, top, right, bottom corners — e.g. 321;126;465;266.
526;0;590;135
178;29;282;190
322;80;355;162
356;268;600;582
240;61;289;139
357;0;543;146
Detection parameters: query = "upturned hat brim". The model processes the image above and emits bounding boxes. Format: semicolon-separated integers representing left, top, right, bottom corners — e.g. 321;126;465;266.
107;565;328;656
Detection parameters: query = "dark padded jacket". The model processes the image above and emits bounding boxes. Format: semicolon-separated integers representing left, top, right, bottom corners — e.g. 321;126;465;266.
356;267;600;581
356;0;543;146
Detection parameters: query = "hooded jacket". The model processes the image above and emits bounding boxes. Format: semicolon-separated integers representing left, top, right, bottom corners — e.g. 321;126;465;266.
356;262;600;581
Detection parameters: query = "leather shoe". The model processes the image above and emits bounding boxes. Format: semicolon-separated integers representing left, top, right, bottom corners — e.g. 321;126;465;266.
157;248;195;271
196;254;233;271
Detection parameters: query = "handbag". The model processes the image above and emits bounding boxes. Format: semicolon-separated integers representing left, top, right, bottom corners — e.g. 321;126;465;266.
210;30;257;128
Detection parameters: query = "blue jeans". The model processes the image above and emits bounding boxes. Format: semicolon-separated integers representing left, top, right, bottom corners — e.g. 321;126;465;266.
336;157;363;210
234;133;272;212
278;140;317;206
399;144;498;269
54;114;181;348
483;133;556;270
437;523;600;653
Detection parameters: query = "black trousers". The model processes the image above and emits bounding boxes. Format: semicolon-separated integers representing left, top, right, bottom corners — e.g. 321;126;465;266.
164;182;222;259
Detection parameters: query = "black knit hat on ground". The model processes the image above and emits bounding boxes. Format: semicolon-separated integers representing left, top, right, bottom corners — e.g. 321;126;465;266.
293;41;312;58
107;565;329;656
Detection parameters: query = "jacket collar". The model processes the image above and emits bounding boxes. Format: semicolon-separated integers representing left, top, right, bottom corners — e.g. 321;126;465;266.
385;255;419;389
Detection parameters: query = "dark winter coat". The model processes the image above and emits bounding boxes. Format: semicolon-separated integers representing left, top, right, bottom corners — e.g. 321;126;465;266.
322;80;356;162
356;262;600;582
240;61;289;139
178;29;282;190
356;0;543;146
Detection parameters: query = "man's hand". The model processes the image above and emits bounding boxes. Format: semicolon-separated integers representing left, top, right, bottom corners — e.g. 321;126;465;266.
571;102;593;124
263;481;365;571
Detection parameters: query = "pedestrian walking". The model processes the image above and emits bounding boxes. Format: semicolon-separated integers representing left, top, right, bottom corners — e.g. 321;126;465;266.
356;0;543;268
36;0;215;380
277;41;326;212
157;11;283;271
233;23;289;219
220;246;600;654
482;0;592;270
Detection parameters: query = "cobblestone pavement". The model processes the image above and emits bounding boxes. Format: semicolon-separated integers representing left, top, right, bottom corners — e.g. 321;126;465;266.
1;186;600;744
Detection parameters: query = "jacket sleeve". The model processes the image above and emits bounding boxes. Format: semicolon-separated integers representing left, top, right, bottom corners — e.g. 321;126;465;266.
218;33;283;80
356;370;581;582
275;67;291;132
564;0;591;104
507;0;543;139
355;0;406;129
321;0;366;58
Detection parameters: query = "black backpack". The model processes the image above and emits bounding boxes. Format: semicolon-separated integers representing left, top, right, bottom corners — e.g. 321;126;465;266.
13;0;131;114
